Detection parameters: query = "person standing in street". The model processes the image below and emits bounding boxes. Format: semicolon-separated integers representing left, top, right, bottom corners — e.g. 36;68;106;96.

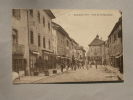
61;64;64;72
86;61;89;70
95;60;97;69
72;55;75;70
90;61;92;68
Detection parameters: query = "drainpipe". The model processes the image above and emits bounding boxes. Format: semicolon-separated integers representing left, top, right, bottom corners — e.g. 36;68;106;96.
26;10;31;76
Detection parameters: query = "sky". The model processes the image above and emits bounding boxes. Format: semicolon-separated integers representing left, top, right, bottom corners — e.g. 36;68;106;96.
51;9;121;51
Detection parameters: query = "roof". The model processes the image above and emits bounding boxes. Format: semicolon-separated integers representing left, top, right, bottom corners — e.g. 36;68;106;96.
108;17;122;37
52;22;70;38
89;35;104;46
86;50;90;57
76;46;86;52
70;38;78;45
44;10;55;19
52;22;80;47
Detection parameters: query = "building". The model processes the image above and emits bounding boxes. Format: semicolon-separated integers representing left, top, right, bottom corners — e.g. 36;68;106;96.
27;9;55;75
52;23;58;55
12;9;29;76
87;35;105;65
108;17;123;73
52;22;67;57
52;22;86;69
70;38;79;59
12;9;55;76
102;40;110;65
76;46;86;65
52;22;72;67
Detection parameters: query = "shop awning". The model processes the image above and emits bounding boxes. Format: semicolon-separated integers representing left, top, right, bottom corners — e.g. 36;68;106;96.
32;51;40;55
115;54;123;58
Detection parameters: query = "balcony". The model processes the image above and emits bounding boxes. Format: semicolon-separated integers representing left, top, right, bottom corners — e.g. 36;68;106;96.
12;44;25;55
29;44;38;52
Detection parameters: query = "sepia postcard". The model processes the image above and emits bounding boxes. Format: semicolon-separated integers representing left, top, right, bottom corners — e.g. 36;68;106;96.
12;9;123;84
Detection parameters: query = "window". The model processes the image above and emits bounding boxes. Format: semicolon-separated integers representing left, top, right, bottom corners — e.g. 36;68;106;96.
80;55;82;59
37;11;40;23
30;31;34;44
29;9;33;17
12;9;21;20
67;40;69;46
108;38;110;43
49;40;51;49
12;29;18;44
110;36;112;43
43;17;45;27
48;22;50;31
114;34;117;41
43;37;46;48
38;34;41;47
118;30;122;38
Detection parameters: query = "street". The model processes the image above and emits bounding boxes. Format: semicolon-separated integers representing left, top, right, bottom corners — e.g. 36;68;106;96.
14;65;122;84
30;65;120;83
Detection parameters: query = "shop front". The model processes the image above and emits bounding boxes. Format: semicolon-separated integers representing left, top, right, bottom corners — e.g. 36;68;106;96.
41;50;56;75
115;54;123;73
42;50;55;69
29;44;39;76
12;43;26;76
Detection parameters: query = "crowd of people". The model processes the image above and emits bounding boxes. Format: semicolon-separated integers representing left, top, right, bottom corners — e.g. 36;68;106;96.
33;55;107;76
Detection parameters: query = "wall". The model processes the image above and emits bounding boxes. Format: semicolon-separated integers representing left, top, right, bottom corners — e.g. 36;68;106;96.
52;26;58;55
28;9;53;56
89;45;102;57
108;23;122;57
56;30;66;56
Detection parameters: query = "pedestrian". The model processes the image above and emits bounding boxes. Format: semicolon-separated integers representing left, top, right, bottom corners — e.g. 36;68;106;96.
95;60;97;69
103;60;106;66
86;61;90;70
72;55;75;70
90;61;92;68
61;63;64;72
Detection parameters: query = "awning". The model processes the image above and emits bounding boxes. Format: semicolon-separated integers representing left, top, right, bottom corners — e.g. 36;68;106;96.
42;49;53;54
32;51;40;55
115;54;123;58
57;55;61;58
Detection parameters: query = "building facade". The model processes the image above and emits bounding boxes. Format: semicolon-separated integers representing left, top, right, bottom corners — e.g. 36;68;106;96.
27;9;55;75
87;35;105;65
12;9;29;76
52;22;72;67
102;40;110;65
51;23;58;55
52;22;86;69
76;46;86;65
108;17;123;73
70;38;79;59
